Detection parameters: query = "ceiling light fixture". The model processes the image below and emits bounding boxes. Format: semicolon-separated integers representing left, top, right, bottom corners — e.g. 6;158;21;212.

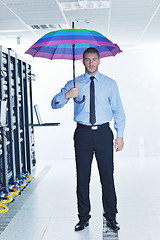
59;0;110;10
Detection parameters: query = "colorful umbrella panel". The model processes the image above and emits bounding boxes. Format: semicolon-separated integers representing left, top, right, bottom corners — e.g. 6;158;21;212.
25;28;122;60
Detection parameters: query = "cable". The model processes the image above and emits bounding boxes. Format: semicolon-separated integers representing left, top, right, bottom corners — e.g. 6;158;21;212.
0;203;8;214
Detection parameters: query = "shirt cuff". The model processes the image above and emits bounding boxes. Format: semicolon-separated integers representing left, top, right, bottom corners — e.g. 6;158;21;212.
116;131;124;138
57;96;68;105
51;95;69;109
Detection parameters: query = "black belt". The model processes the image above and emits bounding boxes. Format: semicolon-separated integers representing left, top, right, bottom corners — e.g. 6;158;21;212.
77;122;109;130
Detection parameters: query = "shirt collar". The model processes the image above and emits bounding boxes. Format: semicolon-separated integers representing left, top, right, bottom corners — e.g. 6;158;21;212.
84;72;99;81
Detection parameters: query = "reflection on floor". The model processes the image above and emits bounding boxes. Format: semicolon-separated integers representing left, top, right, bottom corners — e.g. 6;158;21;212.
103;218;118;240
103;217;118;240
0;156;160;240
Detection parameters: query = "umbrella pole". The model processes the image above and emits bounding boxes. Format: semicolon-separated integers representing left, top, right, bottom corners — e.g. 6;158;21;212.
72;44;76;88
72;21;85;104
72;22;76;87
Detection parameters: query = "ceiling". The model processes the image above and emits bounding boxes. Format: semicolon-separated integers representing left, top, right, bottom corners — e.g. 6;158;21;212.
0;0;160;48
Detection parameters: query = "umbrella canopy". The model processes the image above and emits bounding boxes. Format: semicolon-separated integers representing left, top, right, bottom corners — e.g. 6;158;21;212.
25;27;122;103
25;28;122;60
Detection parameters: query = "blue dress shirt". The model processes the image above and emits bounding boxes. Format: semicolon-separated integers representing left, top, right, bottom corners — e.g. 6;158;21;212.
51;72;125;138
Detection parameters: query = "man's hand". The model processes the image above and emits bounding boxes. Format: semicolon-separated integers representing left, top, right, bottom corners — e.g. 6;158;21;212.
65;88;79;99
114;138;124;152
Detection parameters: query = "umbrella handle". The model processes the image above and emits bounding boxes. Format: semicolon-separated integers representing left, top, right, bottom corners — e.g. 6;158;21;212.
74;95;85;104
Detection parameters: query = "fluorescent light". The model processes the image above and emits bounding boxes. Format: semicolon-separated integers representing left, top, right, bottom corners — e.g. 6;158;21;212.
59;0;110;10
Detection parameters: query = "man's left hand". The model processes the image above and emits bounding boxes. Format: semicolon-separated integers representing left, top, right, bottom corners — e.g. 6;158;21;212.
114;138;124;152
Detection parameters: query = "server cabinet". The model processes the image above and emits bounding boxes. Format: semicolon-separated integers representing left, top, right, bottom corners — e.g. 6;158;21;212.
0;45;35;189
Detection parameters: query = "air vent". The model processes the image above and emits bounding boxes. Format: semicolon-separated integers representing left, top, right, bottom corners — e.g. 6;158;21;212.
31;25;41;30
30;24;59;30
40;25;49;29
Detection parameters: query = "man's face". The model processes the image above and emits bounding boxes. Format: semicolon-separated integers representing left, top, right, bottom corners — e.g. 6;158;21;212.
83;53;100;75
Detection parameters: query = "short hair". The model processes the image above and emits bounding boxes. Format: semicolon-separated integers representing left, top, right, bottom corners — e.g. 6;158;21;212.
83;47;100;59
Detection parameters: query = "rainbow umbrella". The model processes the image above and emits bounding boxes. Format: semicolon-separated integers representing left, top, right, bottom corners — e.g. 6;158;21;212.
25;25;122;103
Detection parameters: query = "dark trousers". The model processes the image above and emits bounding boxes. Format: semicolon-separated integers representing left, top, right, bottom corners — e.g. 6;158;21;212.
74;123;118;222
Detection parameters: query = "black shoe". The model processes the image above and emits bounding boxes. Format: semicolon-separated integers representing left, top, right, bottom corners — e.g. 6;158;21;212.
106;219;120;231
74;220;89;231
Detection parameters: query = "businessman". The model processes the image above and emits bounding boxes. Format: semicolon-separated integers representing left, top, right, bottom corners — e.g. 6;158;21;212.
51;47;125;231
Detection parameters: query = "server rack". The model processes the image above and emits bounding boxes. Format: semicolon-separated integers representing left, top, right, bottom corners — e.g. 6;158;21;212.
0;45;36;190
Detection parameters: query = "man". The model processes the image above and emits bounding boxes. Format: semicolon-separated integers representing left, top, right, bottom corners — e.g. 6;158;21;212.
51;47;125;232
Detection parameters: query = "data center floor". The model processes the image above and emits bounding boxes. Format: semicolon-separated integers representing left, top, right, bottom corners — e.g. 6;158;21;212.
0;156;160;240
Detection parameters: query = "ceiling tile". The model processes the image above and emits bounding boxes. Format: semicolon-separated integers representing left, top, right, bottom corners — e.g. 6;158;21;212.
63;8;109;35
109;0;160;45
3;0;57;4
8;2;59;12
0;5;18;20
0;0;160;46
139;6;160;44
0;20;29;31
